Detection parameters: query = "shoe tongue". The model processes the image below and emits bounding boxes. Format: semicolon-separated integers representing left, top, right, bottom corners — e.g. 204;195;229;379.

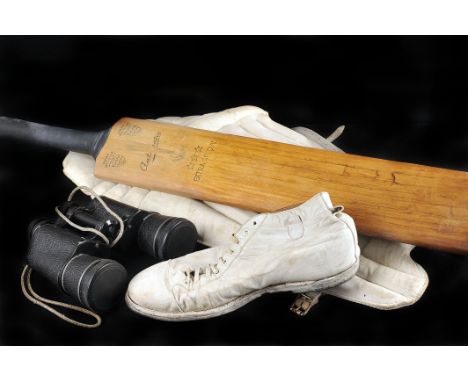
317;192;333;209
294;192;335;216
233;213;266;241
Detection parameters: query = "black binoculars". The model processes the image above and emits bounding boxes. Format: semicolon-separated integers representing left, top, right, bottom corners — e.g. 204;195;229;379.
27;195;198;312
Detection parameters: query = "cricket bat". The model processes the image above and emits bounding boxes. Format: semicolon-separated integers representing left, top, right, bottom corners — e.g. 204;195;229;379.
2;116;467;254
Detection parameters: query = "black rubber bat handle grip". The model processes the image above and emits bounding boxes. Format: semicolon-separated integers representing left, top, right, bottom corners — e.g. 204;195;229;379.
0;116;109;157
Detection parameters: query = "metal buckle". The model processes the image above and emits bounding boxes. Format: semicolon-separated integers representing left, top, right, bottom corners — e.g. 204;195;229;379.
290;293;317;316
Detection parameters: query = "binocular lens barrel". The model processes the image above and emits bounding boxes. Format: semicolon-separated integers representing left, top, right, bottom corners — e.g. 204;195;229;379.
27;223;128;312
138;213;198;260
61;254;128;312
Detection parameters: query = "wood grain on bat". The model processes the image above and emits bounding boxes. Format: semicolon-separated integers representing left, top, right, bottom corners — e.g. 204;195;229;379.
95;118;468;254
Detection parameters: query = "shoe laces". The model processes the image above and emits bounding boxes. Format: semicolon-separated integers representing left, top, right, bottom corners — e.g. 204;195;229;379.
183;221;256;288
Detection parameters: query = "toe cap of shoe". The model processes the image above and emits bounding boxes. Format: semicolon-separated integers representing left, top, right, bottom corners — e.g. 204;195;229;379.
126;262;182;315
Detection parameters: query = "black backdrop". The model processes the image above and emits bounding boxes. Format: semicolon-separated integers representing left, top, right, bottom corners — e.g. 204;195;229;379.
0;36;467;345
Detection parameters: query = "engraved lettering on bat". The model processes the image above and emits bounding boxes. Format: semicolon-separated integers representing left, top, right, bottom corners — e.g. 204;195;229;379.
140;152;156;171
192;140;217;182
140;132;185;171
186;145;203;170
103;152;126;168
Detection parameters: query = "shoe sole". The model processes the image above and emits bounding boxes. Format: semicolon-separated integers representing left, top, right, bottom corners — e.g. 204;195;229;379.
125;259;359;322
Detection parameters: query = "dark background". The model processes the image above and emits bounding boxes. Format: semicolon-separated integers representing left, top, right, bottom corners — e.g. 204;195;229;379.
0;36;467;345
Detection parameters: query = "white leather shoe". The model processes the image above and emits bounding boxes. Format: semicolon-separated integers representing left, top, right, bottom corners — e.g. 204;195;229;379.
126;192;360;321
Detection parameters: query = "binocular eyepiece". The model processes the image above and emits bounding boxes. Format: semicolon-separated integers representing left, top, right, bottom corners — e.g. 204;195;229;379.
27;196;198;312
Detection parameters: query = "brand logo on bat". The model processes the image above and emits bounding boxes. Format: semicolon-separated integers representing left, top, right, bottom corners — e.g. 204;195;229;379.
103;152;126;168
118;122;142;136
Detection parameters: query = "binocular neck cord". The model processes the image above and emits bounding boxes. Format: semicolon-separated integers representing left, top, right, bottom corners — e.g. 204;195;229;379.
21;265;102;329
20;186;125;329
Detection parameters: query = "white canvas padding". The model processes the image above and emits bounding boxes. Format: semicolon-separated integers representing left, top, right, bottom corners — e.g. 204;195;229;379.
330;239;428;308
62;106;428;310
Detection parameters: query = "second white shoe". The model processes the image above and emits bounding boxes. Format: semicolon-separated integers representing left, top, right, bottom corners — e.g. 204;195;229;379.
126;192;360;321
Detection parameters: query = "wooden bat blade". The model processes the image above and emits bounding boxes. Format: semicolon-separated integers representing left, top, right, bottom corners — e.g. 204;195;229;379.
95;118;468;254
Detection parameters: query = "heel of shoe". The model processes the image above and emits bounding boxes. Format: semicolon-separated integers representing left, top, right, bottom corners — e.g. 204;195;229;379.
336;212;360;262
267;259;359;295
296;259;359;293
